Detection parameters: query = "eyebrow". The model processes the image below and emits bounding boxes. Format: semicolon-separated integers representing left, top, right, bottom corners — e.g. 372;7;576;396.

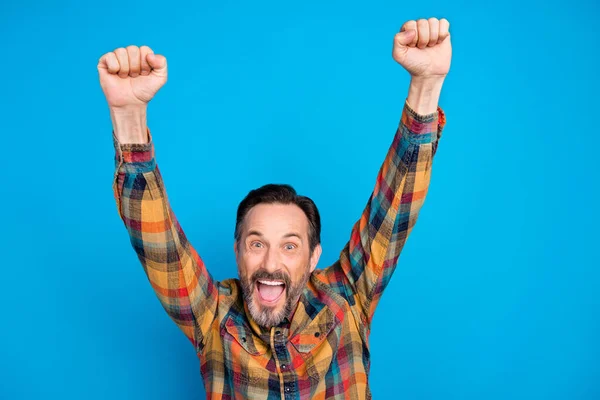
246;230;303;242
282;232;303;241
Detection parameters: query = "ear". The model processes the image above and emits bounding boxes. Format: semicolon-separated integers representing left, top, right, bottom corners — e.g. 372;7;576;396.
233;241;239;259
309;244;322;273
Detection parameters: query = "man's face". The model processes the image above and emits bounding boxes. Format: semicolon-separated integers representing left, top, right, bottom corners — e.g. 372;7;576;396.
234;203;322;328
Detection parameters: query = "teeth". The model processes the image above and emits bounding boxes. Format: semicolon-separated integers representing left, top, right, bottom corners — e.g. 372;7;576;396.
258;280;284;286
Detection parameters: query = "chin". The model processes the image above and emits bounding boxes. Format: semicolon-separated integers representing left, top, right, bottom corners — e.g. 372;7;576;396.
249;289;288;327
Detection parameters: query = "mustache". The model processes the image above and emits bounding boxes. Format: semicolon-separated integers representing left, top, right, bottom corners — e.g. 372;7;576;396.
250;269;291;287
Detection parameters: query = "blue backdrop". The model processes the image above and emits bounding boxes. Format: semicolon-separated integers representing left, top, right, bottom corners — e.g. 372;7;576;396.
1;0;598;399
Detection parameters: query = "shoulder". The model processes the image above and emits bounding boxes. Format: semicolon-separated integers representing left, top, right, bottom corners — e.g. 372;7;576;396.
216;278;244;316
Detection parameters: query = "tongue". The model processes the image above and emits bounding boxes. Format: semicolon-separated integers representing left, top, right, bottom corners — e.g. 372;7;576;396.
258;283;285;301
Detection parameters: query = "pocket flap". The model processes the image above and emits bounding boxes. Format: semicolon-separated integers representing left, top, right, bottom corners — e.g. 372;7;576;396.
290;306;339;353
224;315;269;356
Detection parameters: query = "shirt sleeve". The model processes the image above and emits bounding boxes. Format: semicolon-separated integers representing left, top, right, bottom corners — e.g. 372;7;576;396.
322;99;446;327
112;129;219;352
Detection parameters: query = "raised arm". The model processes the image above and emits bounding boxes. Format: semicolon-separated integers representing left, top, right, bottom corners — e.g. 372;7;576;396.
323;18;452;326
98;45;218;351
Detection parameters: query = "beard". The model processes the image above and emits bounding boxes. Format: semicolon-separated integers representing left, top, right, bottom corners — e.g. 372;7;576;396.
240;267;311;328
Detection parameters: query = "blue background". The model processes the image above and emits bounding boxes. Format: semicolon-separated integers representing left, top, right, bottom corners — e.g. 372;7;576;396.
1;0;598;399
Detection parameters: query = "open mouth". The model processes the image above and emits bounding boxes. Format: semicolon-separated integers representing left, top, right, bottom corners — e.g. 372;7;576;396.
255;279;286;305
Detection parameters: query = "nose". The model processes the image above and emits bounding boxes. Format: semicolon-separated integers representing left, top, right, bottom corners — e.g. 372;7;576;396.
263;246;280;273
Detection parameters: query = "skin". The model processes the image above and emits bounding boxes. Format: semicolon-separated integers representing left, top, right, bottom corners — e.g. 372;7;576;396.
98;17;452;326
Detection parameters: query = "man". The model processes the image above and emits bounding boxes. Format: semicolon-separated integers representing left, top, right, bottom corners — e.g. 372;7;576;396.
98;16;451;399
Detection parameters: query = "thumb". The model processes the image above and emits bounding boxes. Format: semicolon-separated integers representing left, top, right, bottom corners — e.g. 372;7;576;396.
396;29;417;47
146;53;167;73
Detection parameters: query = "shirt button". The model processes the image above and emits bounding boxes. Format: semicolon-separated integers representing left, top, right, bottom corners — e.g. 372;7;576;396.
281;364;287;370
275;330;281;335
314;332;320;337
285;386;290;392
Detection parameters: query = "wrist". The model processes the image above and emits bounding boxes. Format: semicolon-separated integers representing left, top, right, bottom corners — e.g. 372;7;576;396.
110;106;149;144
406;76;445;115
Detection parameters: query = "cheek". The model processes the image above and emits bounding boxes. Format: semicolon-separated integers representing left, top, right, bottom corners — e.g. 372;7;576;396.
241;253;262;277
287;256;310;282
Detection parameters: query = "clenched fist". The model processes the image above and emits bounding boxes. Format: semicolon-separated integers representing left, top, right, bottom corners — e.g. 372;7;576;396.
98;45;168;109
393;18;452;78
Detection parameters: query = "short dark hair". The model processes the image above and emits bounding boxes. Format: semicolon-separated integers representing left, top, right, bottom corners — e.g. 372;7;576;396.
235;184;321;252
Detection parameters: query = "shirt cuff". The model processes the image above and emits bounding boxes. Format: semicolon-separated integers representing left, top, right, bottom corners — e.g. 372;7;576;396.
113;128;156;174
400;99;446;144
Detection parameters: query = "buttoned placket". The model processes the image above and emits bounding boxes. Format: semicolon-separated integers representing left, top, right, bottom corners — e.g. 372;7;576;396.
270;326;296;399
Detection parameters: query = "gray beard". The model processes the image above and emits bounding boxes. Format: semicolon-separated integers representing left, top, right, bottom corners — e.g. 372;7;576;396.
240;268;310;328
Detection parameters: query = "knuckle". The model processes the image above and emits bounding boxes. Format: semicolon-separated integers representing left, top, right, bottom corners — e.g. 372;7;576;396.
403;20;416;29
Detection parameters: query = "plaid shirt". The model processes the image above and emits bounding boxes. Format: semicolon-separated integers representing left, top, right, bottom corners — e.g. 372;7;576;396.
112;100;445;399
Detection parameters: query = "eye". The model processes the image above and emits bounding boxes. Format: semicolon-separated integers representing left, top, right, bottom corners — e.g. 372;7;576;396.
250;241;263;249
284;243;297;251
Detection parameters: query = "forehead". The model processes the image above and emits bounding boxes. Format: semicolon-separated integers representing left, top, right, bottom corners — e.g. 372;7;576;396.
243;203;309;238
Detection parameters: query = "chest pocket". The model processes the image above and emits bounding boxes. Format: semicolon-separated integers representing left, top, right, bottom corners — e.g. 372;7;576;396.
224;315;269;356
289;306;340;354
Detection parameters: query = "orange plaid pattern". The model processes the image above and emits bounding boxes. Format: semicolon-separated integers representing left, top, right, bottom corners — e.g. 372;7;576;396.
112;100;445;399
